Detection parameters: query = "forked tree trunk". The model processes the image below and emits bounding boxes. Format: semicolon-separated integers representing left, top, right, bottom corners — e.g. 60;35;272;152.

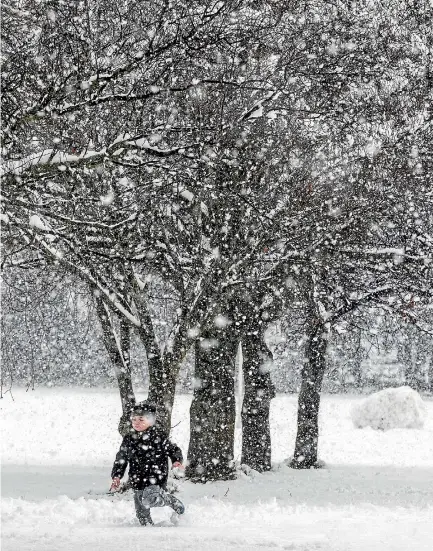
241;329;275;471
290;322;327;469
133;287;180;433
95;296;136;434
186;328;237;482
147;356;178;432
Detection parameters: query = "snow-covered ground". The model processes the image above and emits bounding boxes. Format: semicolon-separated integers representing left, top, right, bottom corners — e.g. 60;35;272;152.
2;389;433;550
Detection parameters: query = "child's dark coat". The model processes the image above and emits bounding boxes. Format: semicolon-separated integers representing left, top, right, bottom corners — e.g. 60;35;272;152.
111;426;183;490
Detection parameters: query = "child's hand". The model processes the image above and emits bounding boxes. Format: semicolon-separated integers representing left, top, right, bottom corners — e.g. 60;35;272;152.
172;462;185;478
110;477;121;492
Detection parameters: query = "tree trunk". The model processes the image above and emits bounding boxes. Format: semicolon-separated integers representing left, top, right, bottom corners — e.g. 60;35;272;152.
235;342;244;438
241;328;275;472
133;286;179;433
147;356;178;432
404;341;416;390
186;328;237;482
290;322;327;469
428;354;433;393
95;296;136;434
352;328;363;390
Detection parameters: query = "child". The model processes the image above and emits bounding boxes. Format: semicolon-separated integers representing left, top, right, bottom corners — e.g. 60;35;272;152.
110;401;185;526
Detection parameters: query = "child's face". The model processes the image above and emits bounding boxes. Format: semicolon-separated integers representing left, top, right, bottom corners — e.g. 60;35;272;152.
131;414;155;432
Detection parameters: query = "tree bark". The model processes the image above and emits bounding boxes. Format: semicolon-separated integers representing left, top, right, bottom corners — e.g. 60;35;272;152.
95;296;136;434
186;328;237;482
147;356;178;432
351;328;363;390
132;284;180;432
241;328;275;471
290;321;327;469
428;354;433;393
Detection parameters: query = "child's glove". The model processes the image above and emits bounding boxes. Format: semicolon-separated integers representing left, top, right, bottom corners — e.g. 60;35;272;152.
110;477;121;492
172;462;185;478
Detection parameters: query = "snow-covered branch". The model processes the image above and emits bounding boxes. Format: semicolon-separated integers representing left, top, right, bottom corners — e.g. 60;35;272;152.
2;136;198;177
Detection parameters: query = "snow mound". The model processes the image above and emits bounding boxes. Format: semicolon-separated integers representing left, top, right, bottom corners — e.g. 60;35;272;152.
351;386;426;430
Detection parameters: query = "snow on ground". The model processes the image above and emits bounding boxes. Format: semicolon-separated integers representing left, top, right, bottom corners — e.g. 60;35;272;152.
351;386;426;431
2;389;433;551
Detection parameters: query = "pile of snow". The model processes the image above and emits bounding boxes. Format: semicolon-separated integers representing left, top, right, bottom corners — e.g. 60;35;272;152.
351;386;426;430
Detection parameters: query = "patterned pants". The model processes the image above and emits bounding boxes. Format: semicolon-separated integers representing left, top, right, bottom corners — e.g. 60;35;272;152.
133;485;184;525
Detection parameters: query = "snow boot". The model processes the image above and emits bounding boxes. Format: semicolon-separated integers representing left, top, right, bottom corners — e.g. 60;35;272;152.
164;492;185;515
137;507;154;526
134;490;154;526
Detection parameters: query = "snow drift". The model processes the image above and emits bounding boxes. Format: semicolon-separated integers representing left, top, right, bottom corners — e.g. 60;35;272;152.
351;386;426;430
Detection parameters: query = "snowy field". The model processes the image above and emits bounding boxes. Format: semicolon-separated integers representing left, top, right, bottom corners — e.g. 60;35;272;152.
2;389;433;551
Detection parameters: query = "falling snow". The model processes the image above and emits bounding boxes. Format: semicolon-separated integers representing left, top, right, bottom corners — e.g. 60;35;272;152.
1;1;432;550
